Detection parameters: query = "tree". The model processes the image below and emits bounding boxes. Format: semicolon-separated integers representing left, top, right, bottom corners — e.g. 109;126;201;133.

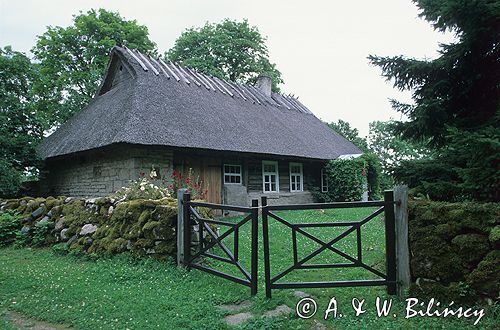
0;47;42;197
166;19;283;91
327;119;369;152
32;8;157;127
368;120;431;173
369;0;499;201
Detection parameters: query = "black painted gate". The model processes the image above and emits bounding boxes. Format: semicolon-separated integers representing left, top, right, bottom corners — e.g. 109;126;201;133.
181;191;398;299
182;193;259;295
261;191;397;298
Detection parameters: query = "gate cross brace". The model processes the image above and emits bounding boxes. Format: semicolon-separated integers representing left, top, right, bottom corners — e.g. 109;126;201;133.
269;207;386;283
188;206;252;281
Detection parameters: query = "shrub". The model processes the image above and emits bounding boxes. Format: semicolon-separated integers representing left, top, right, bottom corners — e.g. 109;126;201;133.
169;168;208;200
0;211;22;246
315;154;383;202
52;242;69;255
32;219;50;247
114;178;171;201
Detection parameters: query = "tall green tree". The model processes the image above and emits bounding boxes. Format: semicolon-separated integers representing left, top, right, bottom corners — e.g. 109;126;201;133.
368;120;431;173
327;119;369;152
166;19;283;91
32;8;157;127
0;47;42;197
369;0;499;201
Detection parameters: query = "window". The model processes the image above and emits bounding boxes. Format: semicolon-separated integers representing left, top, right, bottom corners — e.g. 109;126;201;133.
289;163;303;192
224;164;242;184
262;161;279;193
321;168;329;192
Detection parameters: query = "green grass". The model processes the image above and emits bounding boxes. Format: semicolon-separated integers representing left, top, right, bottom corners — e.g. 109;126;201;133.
0;208;497;329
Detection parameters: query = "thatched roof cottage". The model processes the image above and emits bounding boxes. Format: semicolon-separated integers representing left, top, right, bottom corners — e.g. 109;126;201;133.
38;46;361;205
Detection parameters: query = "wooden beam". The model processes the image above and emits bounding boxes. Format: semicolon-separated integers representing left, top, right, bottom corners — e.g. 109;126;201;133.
394;185;410;298
124;46;148;71
159;58;179;81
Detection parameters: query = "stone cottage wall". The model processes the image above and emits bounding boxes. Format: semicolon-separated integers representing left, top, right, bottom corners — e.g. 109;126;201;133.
43;144;173;197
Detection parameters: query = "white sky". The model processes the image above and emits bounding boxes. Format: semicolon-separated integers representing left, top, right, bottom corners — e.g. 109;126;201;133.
0;0;454;136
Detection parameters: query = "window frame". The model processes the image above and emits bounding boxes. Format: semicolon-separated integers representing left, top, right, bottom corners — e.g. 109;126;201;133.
262;160;279;193
321;168;329;193
289;162;304;192
223;164;242;185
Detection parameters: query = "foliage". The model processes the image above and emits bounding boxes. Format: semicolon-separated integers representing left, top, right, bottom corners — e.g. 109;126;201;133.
31;219;50;247
361;153;382;200
368;120;431;173
394;125;500;201
327;119;369;152
32;8;157;127
315;157;366;202
166;19;283;92
394;159;463;201
369;0;500;202
114;177;171;201
0;211;22;246
314;153;382;202
169;168;208;200
0;47;43;197
52;242;70;256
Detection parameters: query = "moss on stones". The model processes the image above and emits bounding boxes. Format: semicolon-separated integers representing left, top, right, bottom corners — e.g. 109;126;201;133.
466;250;500;298
409;200;500;303
489;225;500;248
2;195;180;260
451;234;490;268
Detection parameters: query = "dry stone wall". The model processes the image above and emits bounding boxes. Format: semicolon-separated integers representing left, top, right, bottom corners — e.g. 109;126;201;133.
1;196;178;258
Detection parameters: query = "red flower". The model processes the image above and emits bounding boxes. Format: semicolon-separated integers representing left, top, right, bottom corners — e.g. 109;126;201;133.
194;183;199;189
139;171;145;177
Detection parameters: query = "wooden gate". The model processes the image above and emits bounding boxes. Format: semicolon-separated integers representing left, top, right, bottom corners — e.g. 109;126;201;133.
261;191;397;298
181;193;259;295
178;188;410;299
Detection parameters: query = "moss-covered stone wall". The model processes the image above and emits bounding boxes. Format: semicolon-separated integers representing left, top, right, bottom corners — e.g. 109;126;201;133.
408;200;499;304
1;195;178;258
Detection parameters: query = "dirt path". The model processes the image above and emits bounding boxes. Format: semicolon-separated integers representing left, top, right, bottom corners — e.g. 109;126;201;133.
1;310;72;330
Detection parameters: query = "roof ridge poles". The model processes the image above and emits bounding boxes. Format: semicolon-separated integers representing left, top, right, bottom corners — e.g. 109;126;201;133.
149;56;169;78
158;59;179;81
136;51;159;75
123;46;148;71
170;62;191;85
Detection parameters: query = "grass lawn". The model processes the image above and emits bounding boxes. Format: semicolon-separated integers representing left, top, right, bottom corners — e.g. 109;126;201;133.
0;208;497;329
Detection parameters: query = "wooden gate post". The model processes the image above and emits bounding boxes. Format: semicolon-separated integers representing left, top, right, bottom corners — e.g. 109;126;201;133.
394;185;410;297
177;188;188;266
261;196;272;299
384;190;397;295
250;199;259;296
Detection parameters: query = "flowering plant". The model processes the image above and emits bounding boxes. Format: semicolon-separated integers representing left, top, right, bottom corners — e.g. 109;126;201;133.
116;167;208;201
167;168;208;200
114;177;171;201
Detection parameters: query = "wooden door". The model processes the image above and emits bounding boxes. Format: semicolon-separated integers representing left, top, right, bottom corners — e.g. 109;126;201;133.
174;155;222;203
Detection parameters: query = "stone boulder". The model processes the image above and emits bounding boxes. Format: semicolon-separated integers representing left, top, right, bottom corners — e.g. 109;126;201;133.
80;224;97;236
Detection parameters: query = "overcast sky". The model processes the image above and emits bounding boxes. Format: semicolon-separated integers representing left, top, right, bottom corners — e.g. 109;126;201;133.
0;0;454;136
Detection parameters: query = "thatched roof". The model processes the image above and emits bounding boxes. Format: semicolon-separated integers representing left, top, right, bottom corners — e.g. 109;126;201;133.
38;46;361;160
